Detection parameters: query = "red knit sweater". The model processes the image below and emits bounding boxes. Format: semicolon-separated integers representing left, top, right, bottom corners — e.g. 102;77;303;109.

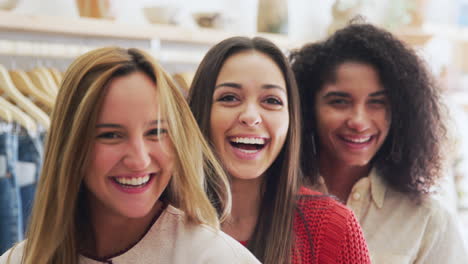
240;187;370;264
292;187;370;263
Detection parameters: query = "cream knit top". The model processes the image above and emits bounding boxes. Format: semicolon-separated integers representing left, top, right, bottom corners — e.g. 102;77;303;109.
0;205;260;264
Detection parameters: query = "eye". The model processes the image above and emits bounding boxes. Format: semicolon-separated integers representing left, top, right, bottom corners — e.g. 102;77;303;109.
328;99;349;105
368;98;388;109
217;94;239;102
147;128;168;141
96;131;123;144
264;97;283;105
147;128;167;135
97;132;121;139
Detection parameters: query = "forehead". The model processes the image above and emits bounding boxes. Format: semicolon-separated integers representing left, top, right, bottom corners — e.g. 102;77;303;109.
216;51;286;87
320;62;384;95
98;72;160;120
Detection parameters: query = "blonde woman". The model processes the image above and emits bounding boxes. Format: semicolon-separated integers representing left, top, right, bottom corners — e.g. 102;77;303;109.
0;47;260;264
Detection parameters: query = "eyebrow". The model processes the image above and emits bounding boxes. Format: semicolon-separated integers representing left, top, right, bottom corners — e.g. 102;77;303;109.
96;120;165;128
215;82;286;92
323;90;387;98
323;91;350;99
369;90;387;97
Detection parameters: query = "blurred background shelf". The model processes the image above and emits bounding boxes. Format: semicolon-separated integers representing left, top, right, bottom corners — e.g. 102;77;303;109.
0;10;295;48
0;10;298;72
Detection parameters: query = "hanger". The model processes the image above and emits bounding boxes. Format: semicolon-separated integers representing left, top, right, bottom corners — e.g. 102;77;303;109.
35;67;59;94
0;96;37;134
0;64;50;129
26;70;57;98
0;104;12;123
173;72;194;95
9;70;55;113
48;67;63;87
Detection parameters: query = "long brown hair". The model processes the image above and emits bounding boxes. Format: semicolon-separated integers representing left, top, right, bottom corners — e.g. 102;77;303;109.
15;47;231;264
188;37;303;264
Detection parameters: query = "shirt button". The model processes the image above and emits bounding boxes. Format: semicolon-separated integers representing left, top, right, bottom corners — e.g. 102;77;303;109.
352;192;361;201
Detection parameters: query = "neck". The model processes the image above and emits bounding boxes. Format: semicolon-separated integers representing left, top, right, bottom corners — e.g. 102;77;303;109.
85;199;164;258
319;156;371;203
222;176;262;241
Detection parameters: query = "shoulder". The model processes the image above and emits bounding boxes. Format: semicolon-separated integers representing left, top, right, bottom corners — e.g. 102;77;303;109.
418;195;462;234
160;205;260;263
295;187;370;262
411;195;468;261
296;186;352;223
295;186;361;244
0;241;26;264
192;227;260;263
385;186;454;225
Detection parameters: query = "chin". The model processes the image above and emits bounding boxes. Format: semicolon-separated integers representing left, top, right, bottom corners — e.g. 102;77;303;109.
118;203;156;219
229;169;264;181
122;209;154;219
342;157;372;168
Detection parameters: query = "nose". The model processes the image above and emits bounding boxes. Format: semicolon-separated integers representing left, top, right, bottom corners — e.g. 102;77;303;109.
346;106;371;132
239;103;262;127
123;137;151;171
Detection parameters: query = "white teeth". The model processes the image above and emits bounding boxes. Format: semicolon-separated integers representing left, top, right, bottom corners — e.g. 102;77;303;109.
238;149;260;154
231;137;265;145
115;175;150;186
346;137;371;143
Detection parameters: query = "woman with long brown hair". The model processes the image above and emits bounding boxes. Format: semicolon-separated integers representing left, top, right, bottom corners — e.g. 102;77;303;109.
188;36;371;264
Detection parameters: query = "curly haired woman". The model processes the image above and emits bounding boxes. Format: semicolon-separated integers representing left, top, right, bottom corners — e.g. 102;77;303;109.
290;22;468;263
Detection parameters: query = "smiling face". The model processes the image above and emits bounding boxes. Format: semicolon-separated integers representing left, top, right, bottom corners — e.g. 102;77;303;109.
315;62;391;169
209;51;289;180
85;71;174;221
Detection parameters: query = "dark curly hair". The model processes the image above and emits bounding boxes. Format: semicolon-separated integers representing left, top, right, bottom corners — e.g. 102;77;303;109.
289;22;446;199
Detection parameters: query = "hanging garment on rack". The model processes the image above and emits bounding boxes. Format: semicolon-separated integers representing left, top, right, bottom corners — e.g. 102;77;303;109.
0;122;22;255
16;127;44;234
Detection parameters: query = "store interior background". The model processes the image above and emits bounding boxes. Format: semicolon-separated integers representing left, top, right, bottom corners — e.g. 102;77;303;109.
0;0;467;245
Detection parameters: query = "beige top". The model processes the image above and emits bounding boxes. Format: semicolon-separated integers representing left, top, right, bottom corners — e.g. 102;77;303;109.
314;168;468;264
0;205;260;264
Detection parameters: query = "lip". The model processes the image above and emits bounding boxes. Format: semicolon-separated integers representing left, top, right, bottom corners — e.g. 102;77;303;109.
227;134;269;160
109;172;156;194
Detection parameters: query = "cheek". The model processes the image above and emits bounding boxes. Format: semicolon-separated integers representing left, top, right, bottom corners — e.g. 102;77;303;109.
315;108;341;136
374;107;391;131
89;144;122;176
209;106;231;143
155;141;176;173
381;112;391;136
271;111;289;141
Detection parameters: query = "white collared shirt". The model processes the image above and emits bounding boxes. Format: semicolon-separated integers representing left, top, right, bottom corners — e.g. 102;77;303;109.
314;168;468;264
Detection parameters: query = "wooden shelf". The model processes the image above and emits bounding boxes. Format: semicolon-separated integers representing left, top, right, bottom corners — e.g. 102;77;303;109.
0;11;295;48
394;27;434;46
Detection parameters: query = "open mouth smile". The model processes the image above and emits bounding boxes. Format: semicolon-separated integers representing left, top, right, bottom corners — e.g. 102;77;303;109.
111;173;156;188
229;136;268;154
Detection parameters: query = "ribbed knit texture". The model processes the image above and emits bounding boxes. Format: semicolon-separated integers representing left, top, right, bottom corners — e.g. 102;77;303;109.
292;187;371;264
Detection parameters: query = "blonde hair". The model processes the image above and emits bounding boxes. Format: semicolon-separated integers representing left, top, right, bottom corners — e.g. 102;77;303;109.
15;47;231;264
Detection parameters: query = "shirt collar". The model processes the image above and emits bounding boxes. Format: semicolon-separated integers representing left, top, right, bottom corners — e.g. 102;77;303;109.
369;167;386;209
315;167;387;208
